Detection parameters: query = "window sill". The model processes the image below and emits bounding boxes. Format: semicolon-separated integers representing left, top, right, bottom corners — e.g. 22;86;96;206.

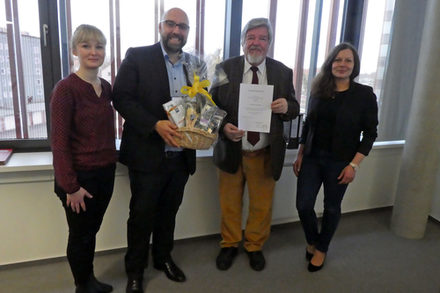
0;141;404;173
370;140;405;149
0;152;53;173
0;150;214;173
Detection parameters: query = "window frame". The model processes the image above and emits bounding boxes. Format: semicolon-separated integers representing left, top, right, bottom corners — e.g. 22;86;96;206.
0;0;393;151
0;0;61;151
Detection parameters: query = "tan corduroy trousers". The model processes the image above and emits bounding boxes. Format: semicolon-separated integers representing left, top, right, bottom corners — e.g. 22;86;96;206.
218;149;276;252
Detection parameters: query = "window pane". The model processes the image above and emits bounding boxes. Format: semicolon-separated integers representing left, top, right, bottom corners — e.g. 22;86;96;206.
359;0;396;100
204;0;226;80
0;1;4;26
0;0;47;140
69;0;111;83
316;0;333;68
0;1;10;139
120;0;155;56
273;0;301;70
242;0;270;29
299;0;316;111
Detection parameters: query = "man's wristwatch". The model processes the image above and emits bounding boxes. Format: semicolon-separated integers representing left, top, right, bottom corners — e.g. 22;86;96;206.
349;162;359;171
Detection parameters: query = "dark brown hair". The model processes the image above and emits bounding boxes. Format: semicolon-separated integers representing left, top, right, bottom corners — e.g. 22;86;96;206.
311;42;360;98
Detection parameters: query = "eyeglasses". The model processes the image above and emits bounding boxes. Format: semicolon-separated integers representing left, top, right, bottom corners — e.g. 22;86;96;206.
162;20;190;31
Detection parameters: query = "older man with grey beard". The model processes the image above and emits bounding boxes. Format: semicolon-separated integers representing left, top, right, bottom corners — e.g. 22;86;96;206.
211;18;300;272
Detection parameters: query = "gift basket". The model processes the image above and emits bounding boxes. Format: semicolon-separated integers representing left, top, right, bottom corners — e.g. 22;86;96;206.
163;70;226;150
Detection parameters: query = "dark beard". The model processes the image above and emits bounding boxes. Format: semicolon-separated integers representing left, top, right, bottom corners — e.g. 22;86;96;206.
162;34;186;53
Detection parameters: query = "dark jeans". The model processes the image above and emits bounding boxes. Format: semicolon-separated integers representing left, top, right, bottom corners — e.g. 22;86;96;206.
55;163;116;285
125;153;189;279
296;149;348;252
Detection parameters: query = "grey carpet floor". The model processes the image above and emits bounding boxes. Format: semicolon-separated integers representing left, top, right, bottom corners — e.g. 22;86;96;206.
1;208;440;293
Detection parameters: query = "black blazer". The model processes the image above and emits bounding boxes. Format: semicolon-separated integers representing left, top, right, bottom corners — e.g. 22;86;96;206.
211;56;300;181
300;82;378;162
112;42;196;174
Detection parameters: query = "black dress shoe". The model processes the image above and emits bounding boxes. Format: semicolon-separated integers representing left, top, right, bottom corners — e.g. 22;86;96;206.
246;250;265;271
126;278;143;293
76;276;112;293
154;260;186;282
91;275;113;292
308;253;325;272
75;285;96;293
75;283;100;293
216;247;238;270
308;261;324;272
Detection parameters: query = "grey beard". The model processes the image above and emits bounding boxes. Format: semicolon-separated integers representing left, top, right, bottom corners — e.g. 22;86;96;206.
246;54;265;65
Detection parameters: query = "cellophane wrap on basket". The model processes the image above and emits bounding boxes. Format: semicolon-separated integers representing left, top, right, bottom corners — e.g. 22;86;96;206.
162;56;227;150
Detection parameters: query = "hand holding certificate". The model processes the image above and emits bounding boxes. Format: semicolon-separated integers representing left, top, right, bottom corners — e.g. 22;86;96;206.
238;83;274;133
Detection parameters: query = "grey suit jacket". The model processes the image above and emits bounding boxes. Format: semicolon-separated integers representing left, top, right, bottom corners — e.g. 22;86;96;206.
211;56;299;180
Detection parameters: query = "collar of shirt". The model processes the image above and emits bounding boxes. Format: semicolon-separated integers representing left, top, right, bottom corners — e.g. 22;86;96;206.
243;58;267;85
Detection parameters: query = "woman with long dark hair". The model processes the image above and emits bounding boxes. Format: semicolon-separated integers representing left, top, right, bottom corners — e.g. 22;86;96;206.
293;43;378;272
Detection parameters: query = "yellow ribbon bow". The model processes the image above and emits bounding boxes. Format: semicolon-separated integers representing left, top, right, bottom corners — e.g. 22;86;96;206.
181;73;216;106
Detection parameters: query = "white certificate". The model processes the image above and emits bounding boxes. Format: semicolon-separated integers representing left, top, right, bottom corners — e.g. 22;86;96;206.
238;83;273;133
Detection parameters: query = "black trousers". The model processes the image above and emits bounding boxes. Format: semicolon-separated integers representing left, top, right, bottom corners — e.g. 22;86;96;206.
55;163;116;285
296;149;348;252
125;153;189;279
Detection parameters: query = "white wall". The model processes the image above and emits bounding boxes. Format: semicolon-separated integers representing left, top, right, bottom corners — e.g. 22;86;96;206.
0;144;422;266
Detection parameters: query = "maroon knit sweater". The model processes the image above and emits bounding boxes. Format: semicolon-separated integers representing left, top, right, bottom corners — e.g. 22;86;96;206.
50;73;117;194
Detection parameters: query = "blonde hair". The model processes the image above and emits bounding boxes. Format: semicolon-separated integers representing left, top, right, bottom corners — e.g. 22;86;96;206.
71;24;106;50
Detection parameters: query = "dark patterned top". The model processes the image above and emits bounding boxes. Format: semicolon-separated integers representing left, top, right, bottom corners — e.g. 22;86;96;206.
50;73;117;194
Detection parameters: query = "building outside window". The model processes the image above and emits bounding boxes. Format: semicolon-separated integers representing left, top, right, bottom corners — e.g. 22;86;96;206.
358;0;396;104
0;0;45;141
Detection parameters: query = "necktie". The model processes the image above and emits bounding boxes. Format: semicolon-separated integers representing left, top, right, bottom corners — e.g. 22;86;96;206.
247;66;260;146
